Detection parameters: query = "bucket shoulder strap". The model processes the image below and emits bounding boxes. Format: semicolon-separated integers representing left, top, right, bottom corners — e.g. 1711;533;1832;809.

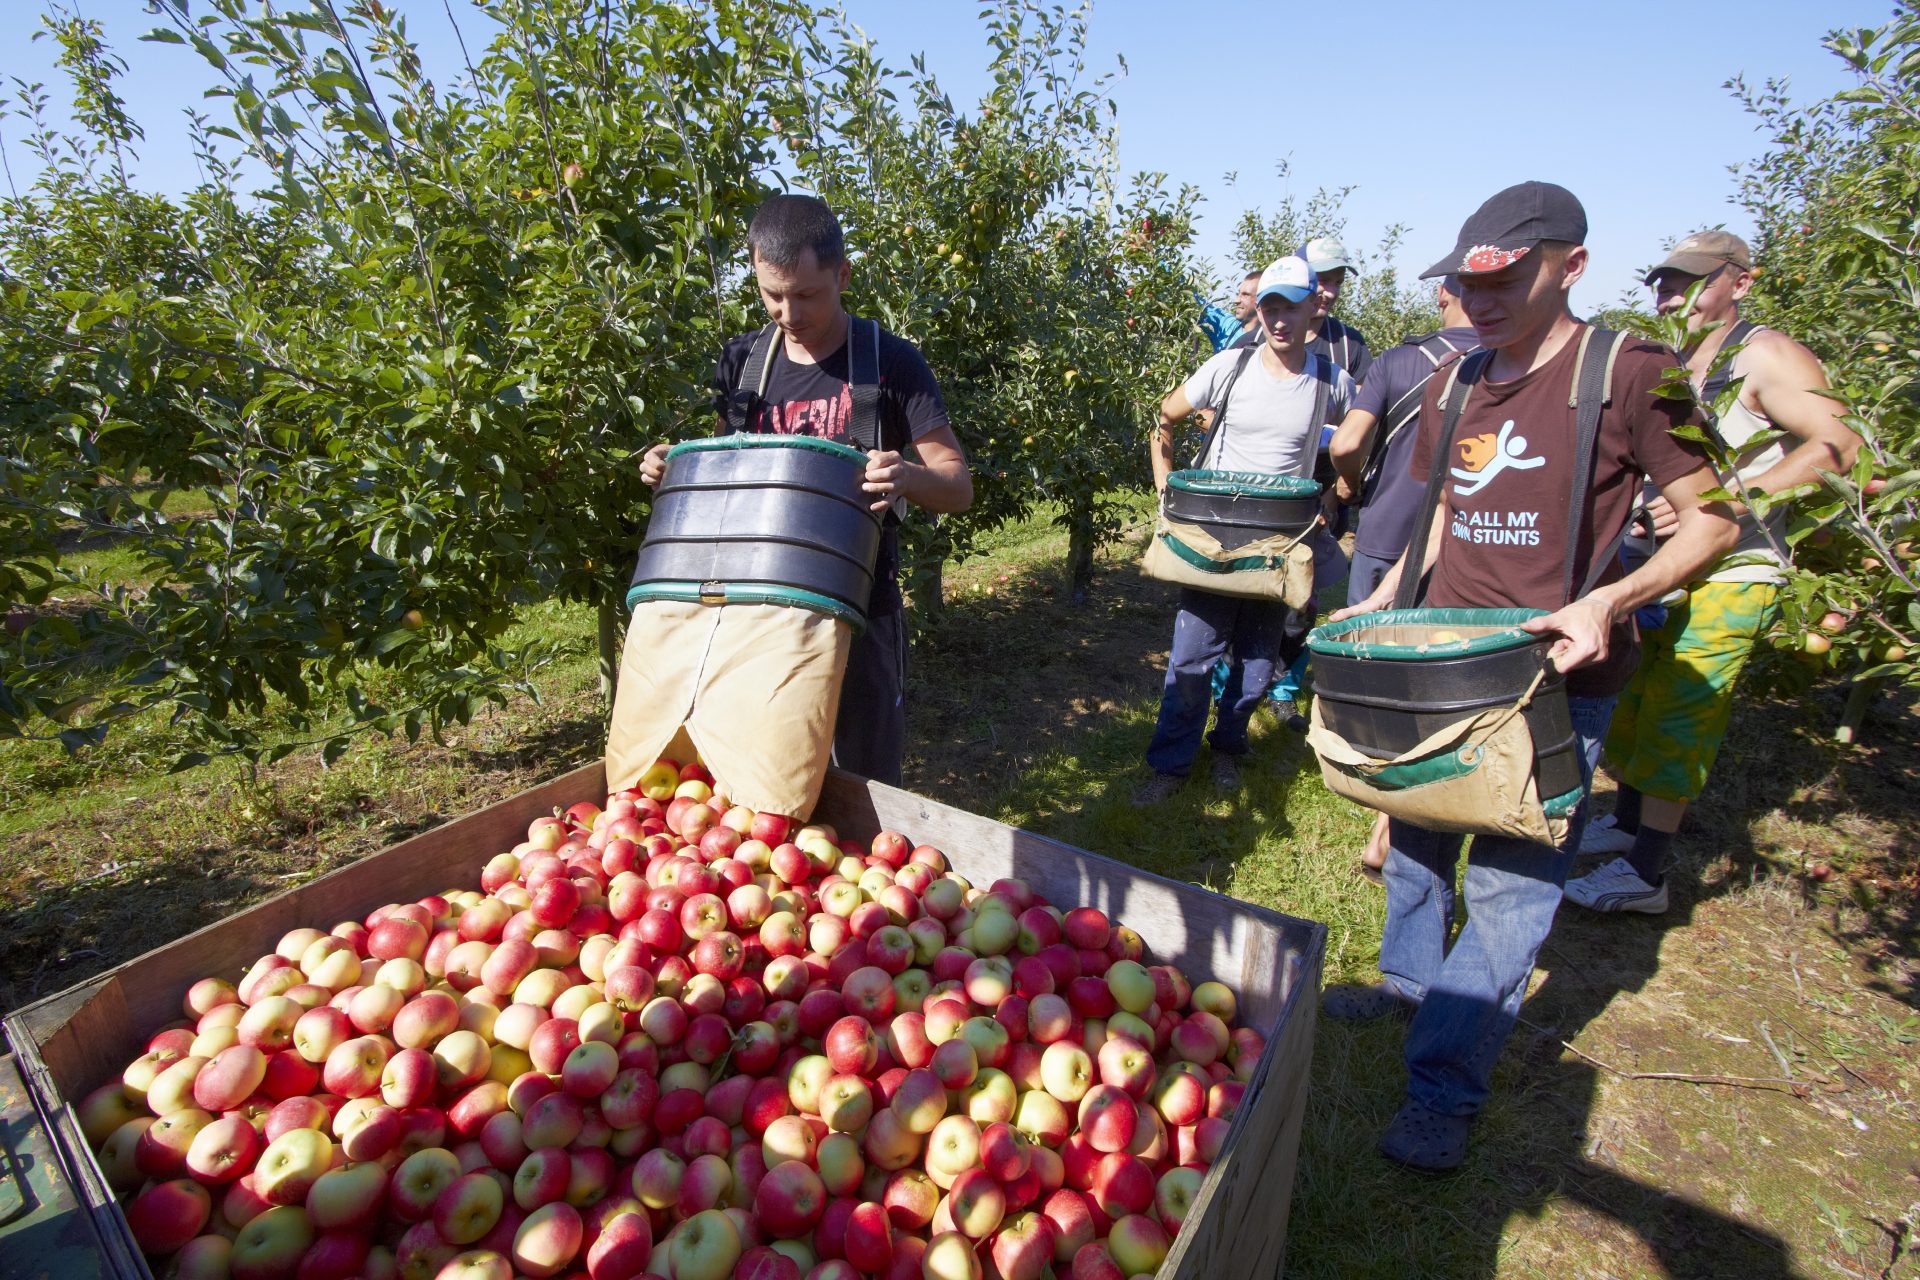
846;316;884;454
1362;332;1472;489
724;322;783;435
1563;325;1638;604
1698;317;1762;414
1188;344;1260;469
722;318;885;453
1391;347;1495;608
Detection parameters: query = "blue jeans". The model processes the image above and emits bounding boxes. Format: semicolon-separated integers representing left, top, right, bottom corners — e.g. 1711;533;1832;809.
1378;692;1617;1117
1146;588;1288;775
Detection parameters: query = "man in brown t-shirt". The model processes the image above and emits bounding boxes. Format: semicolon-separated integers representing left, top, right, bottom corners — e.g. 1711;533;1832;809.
1320;182;1739;1172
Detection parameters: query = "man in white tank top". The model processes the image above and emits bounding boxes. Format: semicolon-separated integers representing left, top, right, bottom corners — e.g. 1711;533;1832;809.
1565;231;1863;914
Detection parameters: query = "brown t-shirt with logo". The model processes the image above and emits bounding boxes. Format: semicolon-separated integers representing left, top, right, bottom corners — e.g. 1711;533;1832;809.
1408;328;1707;695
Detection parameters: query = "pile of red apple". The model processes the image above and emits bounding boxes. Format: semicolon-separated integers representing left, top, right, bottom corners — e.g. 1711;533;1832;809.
79;758;1265;1280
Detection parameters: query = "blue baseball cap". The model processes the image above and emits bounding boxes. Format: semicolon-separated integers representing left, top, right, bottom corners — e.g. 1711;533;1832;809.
1256;256;1319;304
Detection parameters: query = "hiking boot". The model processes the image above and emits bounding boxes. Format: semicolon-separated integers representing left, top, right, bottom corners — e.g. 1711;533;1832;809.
1322;981;1418;1022
1210;754;1242;791
1578;813;1638;855
1378;1099;1472;1173
1130;772;1184;807
1562;857;1669;914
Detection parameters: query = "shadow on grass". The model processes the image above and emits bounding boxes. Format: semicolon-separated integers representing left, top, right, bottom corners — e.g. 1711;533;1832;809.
447;710;604;782
910;557;1822;1276
0;844;279;1016
1287;679;1920;1278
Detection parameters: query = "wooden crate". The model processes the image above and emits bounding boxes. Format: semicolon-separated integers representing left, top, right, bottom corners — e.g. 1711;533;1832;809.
4;764;1325;1279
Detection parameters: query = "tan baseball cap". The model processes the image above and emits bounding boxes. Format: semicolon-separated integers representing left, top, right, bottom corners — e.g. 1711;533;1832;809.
1644;230;1752;284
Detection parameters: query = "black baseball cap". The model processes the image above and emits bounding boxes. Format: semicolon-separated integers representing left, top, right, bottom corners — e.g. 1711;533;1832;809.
1420;181;1589;279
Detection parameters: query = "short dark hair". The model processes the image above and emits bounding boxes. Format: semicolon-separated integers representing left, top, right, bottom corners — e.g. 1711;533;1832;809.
1242;269;1263;282
748;195;845;269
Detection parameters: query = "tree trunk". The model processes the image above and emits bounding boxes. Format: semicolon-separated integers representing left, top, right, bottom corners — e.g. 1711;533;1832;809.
1835;675;1886;745
597;592;621;716
909;553;944;629
1067;501;1095;607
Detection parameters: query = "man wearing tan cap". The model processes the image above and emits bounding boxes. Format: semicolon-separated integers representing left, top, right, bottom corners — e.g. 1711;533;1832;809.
1564;230;1861;914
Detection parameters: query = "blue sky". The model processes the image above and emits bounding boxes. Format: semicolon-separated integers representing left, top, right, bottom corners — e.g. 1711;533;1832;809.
0;1;1888;314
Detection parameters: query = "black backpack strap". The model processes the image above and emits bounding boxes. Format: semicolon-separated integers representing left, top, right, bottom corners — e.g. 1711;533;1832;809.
1311;353;1332;431
1361;332;1469;491
846;316;883;453
725;322;782;434
1392;347;1494;609
1698;317;1759;412
1564;326;1634;603
1189;344;1259;468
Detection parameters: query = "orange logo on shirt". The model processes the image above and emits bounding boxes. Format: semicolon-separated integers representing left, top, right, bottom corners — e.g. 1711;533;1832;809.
1450;419;1545;496
1457;434;1501;472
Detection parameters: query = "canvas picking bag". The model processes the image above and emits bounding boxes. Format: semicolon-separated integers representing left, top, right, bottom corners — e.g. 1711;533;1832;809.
1142;344;1332;605
1142;469;1323;605
1303;327;1634;844
1306;648;1578;846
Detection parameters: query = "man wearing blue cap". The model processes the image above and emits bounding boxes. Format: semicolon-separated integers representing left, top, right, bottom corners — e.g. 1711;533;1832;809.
1135;255;1355;804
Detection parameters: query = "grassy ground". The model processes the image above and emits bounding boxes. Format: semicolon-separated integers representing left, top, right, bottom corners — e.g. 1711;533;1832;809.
3;503;1916;1278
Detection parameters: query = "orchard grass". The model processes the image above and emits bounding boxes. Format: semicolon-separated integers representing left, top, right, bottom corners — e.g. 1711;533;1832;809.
3;503;1917;1277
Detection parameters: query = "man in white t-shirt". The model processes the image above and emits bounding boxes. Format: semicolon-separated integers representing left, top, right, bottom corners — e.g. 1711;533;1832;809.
1137;256;1355;803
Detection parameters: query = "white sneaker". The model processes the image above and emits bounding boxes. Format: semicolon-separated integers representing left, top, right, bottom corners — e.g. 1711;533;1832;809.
1579;813;1638;855
1562;858;1669;914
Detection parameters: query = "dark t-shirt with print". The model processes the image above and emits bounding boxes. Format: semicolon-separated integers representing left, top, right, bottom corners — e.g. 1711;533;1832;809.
708;323;951;616
1408;329;1707;695
1351;325;1478;561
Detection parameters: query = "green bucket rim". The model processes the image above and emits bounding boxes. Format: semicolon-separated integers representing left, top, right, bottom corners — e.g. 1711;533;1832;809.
1307;607;1551;660
667;433;871;469
626;580;867;632
1168;469;1322;500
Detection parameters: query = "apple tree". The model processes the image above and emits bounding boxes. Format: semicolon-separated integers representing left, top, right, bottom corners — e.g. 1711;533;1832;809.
774;1;1206;609
1;0;808;765
1227;171;1440;351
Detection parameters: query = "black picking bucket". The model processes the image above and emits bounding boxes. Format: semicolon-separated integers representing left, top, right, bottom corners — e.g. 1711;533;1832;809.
1162;470;1322;551
1306;609;1584;805
628;435;883;628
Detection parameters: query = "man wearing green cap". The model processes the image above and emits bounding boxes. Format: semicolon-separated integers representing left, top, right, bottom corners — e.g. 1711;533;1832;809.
1302;235;1373;383
1565;230;1860;914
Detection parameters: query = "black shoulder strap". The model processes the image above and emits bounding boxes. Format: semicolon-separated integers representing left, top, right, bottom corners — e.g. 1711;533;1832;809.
1189;344;1259;468
846;316;882;453
1361;332;1470;489
726;322;782;434
1564;326;1633;603
1311;352;1333;427
1698;317;1759;410
1392;347;1494;608
724;319;882;450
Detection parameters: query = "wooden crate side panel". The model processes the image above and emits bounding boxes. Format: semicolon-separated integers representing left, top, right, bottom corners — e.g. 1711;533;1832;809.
819;773;1317;1014
1163;928;1322;1280
15;764;607;1104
